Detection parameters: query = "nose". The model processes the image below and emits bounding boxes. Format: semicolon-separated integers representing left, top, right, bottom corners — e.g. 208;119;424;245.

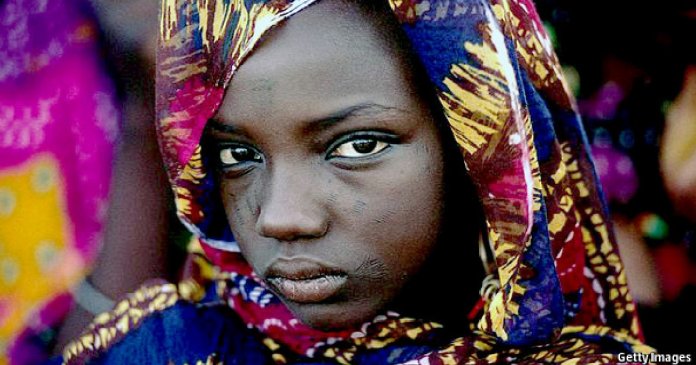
255;166;328;242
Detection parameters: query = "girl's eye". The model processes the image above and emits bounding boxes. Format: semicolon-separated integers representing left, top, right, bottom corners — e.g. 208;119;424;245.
219;146;262;167
329;138;390;158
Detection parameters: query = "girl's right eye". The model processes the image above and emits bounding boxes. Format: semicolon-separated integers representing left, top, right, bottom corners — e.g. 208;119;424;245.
218;145;263;168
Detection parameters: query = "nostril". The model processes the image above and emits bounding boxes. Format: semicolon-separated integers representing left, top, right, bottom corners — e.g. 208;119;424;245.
255;209;328;241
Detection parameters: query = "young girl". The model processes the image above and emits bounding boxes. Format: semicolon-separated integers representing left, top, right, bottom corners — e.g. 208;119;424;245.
60;0;653;363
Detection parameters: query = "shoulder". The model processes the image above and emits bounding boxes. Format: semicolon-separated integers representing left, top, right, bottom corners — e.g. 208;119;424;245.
60;280;273;364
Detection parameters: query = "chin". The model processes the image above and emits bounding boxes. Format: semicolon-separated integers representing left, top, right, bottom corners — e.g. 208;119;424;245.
286;300;380;331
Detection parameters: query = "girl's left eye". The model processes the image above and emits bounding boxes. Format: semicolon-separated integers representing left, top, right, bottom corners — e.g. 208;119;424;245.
329;138;390;158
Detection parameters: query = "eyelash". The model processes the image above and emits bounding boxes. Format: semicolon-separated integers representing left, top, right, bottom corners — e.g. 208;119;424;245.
326;132;396;159
217;145;263;169
215;132;397;171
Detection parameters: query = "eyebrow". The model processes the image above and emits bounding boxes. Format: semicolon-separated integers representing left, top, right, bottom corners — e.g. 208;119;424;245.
207;119;243;135
306;103;399;132
207;103;401;135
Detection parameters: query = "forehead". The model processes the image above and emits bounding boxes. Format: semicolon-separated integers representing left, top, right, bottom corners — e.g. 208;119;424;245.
216;0;421;126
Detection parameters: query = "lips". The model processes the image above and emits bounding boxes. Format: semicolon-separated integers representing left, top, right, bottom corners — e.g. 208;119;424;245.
265;258;347;304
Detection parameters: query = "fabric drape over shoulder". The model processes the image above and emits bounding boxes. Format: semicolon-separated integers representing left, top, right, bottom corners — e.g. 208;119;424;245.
63;0;653;363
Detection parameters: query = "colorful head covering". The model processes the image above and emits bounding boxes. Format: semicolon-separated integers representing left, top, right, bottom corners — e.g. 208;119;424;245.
131;0;653;362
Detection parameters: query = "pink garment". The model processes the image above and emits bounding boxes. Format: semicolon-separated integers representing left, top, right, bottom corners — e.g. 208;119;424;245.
0;0;119;363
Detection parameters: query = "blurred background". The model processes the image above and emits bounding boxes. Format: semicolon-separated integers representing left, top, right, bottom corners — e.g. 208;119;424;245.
535;0;696;353
0;0;694;363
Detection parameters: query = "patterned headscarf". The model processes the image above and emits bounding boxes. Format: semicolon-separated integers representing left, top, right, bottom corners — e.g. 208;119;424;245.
154;0;653;362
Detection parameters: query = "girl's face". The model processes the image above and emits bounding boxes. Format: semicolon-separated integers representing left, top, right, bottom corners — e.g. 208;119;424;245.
208;0;447;330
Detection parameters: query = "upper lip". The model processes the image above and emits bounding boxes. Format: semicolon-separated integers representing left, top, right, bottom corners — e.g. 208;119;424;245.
265;257;346;280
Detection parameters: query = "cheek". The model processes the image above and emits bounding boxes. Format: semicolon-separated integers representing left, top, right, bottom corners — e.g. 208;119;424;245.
219;180;269;264
220;181;253;227
340;142;445;282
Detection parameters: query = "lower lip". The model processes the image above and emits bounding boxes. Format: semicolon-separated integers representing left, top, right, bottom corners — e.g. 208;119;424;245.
268;275;347;303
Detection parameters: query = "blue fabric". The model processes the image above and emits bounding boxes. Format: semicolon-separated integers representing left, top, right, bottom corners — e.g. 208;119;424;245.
50;303;275;364
48;299;443;364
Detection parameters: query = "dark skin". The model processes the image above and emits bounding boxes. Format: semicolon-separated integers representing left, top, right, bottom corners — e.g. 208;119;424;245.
206;0;484;331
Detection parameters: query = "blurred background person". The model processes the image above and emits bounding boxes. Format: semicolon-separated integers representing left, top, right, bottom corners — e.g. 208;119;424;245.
0;0;182;363
0;0;119;362
659;64;696;353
